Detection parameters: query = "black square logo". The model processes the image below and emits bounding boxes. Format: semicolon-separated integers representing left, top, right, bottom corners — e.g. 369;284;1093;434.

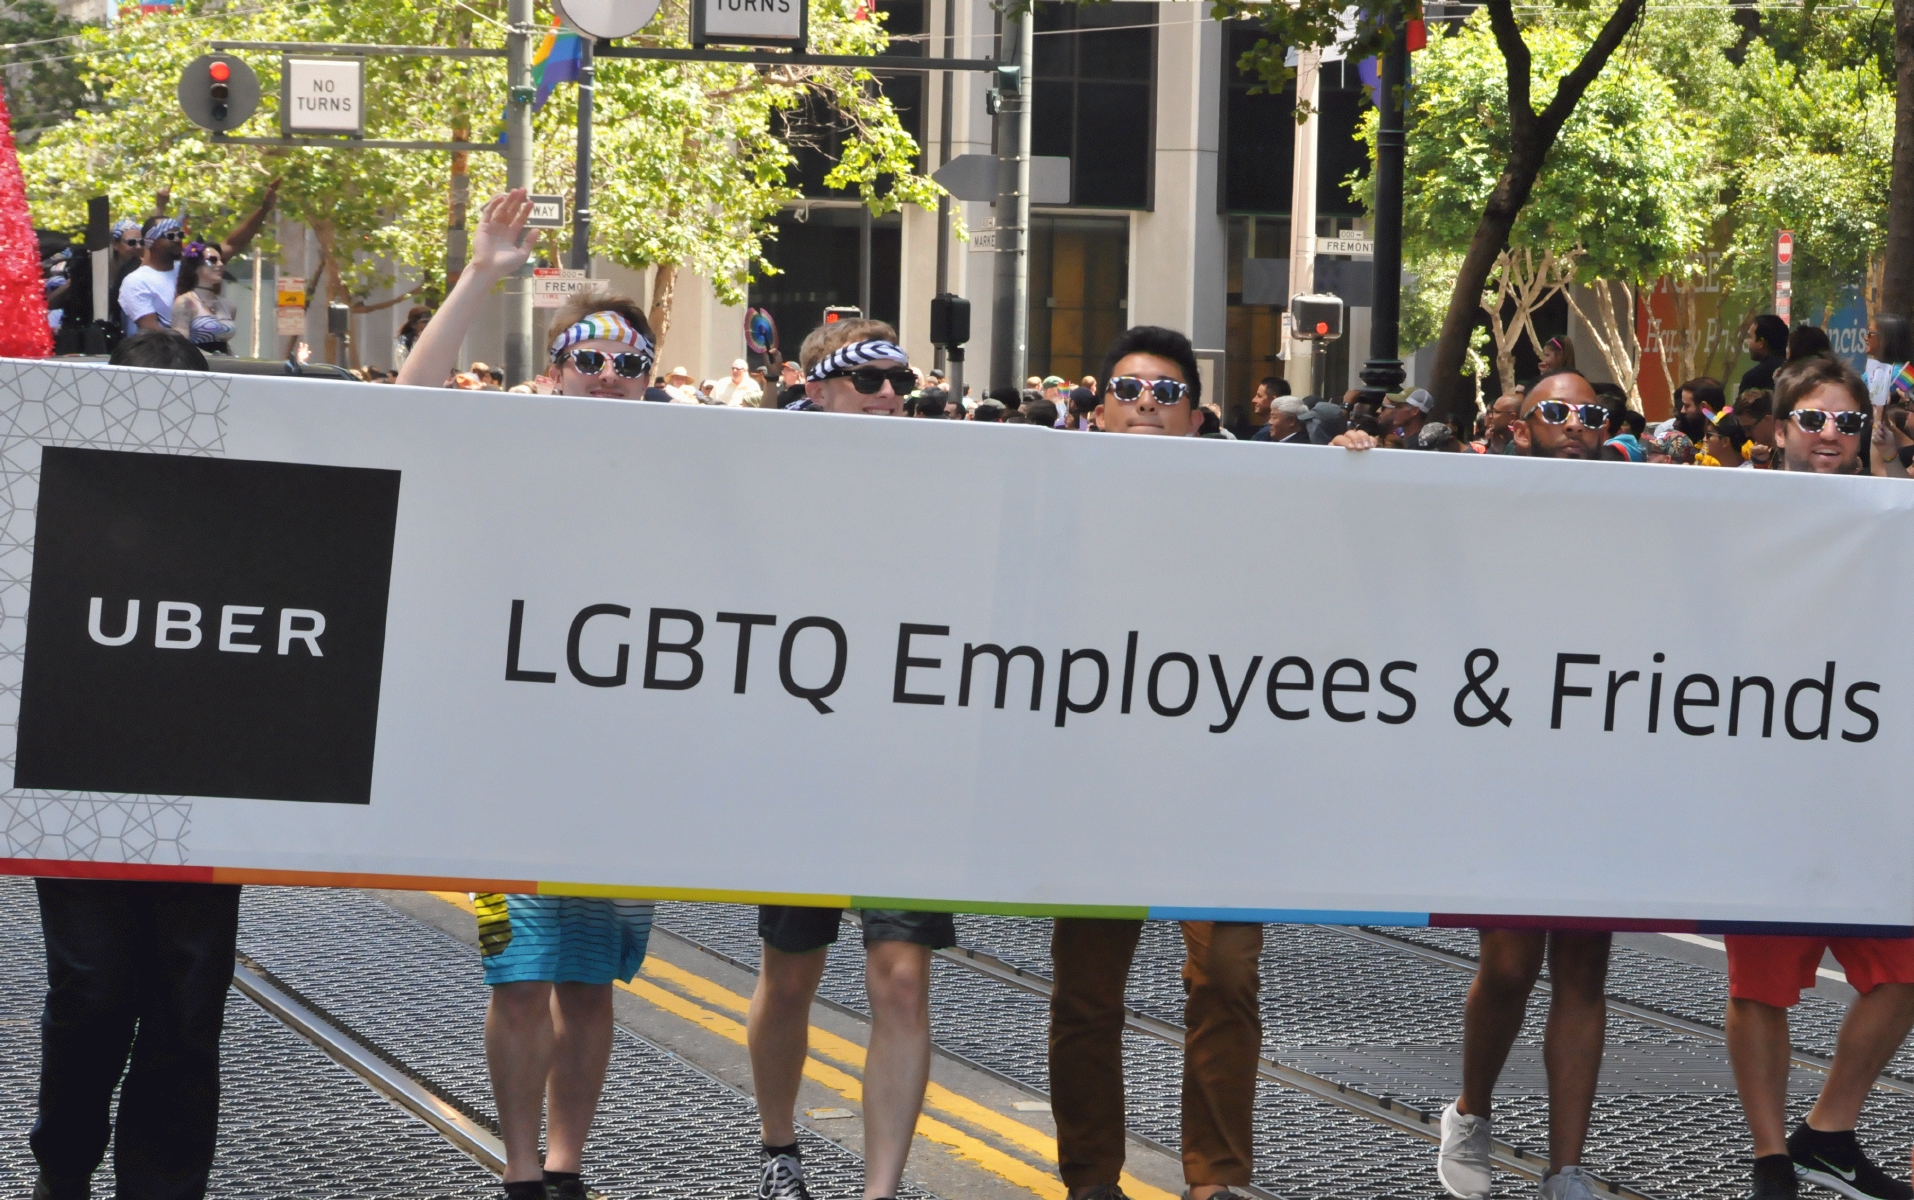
15;446;402;805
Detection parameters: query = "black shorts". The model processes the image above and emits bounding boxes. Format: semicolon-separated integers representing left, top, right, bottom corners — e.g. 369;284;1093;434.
757;905;957;955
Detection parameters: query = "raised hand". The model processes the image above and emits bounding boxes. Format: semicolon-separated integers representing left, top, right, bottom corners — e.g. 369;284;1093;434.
468;188;533;280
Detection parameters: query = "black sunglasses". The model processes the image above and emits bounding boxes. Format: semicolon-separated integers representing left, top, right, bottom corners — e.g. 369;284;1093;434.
1108;375;1190;406
563;348;652;379
827;367;916;395
1791;407;1867;436
1532;400;1608;427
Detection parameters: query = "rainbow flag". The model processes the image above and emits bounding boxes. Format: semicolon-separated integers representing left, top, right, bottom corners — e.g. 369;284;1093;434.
1893;361;1914;402
531;21;585;109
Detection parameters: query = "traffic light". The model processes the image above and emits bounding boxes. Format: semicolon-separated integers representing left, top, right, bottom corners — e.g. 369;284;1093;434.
1287;294;1346;340
209;59;230;121
929;293;970;349
822;306;861;325
178;54;261;133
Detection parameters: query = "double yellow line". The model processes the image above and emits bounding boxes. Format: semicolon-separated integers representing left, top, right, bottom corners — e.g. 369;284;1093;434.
429;893;1174;1200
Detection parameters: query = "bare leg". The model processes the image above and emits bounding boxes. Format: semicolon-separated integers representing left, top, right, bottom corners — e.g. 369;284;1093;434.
1541;932;1611;1171
863;940;933;1199
486;981;556;1183
1459;930;1546;1121
1727;997;1794;1157
543;982;615;1174
748;945;829;1147
1808;983;1914;1131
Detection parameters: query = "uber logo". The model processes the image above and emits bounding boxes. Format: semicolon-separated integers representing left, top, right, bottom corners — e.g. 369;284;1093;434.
16;446;401;805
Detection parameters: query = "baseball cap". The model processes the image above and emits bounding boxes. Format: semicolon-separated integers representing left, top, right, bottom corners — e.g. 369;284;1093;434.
1043;375;1065;387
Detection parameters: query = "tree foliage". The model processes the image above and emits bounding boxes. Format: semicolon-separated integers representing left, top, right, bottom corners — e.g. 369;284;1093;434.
19;0;935;336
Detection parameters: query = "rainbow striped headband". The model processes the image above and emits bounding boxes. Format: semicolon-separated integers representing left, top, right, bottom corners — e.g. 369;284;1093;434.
550;311;653;364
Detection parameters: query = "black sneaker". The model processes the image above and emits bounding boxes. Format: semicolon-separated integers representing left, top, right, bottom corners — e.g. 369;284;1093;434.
759;1150;811;1200
1752;1155;1801;1200
1789;1123;1914;1200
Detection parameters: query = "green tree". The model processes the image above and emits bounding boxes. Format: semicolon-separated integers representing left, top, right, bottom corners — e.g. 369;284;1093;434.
1211;0;1646;414
20;0;934;362
1366;12;1713;403
0;0;93;145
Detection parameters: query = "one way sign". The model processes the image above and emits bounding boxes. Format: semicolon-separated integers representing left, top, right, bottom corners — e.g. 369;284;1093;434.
932;154;1071;205
526;194;567;228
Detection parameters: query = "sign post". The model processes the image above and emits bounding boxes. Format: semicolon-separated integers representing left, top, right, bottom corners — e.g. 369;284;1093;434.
1775;229;1794;324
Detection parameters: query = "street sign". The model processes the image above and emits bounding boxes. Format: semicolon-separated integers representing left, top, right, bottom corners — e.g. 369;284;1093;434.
931;153;1071;205
282;56;364;137
275;276;306;337
1315;235;1373;258
526;194;567;228
178;54;261;133
532;267;608;309
692;0;806;49
558;0;663;38
1776;230;1794;266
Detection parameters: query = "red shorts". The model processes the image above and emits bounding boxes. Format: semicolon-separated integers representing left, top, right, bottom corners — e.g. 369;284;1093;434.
1725;934;1914;1008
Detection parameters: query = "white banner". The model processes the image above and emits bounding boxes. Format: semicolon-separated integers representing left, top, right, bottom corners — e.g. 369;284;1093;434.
2;359;1909;932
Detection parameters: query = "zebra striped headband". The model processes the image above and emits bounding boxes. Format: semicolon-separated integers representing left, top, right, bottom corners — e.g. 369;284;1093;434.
807;339;908;381
550;311;654;364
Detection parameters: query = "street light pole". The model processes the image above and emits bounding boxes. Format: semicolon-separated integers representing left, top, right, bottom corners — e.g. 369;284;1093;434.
1359;24;1409;406
503;0;535;384
989;7;1030;391
571;37;594;271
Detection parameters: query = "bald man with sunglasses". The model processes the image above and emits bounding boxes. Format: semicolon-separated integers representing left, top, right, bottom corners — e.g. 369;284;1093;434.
1329;373;1618;1200
1333;372;1607;462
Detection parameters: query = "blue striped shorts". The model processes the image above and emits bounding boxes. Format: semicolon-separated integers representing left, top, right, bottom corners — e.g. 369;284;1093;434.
475;893;655;986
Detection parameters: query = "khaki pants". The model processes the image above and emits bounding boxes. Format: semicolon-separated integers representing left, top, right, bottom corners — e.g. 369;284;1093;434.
1049;918;1264;1189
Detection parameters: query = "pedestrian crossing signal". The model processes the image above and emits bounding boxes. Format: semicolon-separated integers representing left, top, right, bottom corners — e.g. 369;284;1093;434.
823;306;861;325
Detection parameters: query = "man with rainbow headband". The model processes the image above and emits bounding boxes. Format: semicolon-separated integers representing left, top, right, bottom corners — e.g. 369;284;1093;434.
750;317;953;1200
396;190;657;1200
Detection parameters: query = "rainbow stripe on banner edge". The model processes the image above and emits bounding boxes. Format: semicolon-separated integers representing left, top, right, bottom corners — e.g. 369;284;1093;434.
0;859;1907;936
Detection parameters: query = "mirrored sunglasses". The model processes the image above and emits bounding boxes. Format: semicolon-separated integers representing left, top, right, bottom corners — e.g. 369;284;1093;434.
1108;376;1190;406
563;348;652;379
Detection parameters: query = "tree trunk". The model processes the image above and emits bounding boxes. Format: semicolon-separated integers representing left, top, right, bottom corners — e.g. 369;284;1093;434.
1881;0;1914;317
648;263;679;367
1426;0;1647;418
1565;279;1642;409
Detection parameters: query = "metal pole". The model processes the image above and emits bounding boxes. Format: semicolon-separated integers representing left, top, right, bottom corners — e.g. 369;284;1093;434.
933;0;956;370
571;38;594;272
1283;48;1321;385
989;9;1030;390
1358;26;1408;406
503;0;535;385
250;254;262;357
859;203;873;317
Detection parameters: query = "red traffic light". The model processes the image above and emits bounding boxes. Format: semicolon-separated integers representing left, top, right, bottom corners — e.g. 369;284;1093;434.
1315;321;1329;335
208;60;230;82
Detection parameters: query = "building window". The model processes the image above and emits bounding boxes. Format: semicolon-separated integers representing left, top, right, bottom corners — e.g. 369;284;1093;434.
1031;1;1155;210
747;209;902;365
1220;24;1369;218
1029;214;1129;383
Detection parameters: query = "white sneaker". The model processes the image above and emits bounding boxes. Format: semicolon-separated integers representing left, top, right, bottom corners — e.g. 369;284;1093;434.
1539;1166;1601;1200
1438;1099;1494;1199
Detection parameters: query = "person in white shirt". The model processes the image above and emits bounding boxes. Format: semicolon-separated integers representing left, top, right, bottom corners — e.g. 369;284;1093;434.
118;218;185;337
710;358;763;407
662;365;700;404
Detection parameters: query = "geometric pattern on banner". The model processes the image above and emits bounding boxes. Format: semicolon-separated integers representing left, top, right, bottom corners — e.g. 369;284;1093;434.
0;360;228;862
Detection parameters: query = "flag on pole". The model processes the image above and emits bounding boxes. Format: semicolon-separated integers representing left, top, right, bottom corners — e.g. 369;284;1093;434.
531;20;585;109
